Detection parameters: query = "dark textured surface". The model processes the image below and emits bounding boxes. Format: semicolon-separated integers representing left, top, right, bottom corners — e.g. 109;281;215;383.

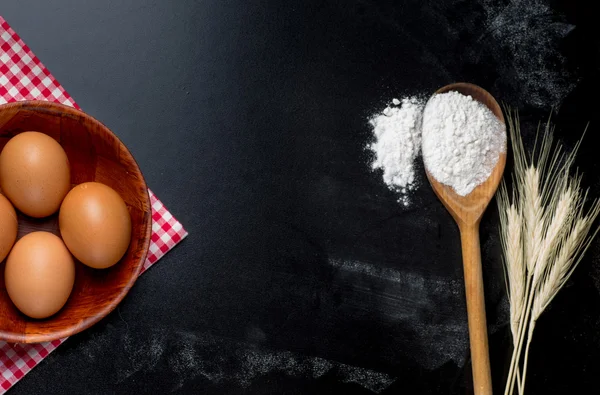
1;0;598;394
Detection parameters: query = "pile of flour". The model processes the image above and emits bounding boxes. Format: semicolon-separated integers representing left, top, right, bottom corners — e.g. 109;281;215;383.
368;91;506;203
368;97;425;207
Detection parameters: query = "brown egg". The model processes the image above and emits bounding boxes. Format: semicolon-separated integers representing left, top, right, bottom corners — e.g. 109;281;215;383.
0;131;71;218
0;194;18;262
59;182;131;269
5;232;75;319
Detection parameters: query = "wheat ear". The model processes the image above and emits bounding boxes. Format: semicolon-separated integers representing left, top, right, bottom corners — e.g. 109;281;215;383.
498;189;525;340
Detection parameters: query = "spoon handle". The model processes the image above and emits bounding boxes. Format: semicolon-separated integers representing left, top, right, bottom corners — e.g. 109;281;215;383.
459;223;493;395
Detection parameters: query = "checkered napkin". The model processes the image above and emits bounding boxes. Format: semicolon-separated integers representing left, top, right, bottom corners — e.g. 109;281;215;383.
0;16;188;393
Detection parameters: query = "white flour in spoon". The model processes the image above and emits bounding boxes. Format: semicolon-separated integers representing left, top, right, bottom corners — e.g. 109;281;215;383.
421;92;506;196
368;91;505;203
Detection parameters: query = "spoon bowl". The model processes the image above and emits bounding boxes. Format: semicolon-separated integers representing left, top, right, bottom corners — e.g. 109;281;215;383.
426;83;506;225
424;82;506;395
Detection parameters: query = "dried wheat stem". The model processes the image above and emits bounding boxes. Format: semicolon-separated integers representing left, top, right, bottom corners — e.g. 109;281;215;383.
500;109;599;395
521;206;600;393
506;205;524;339
505;164;544;395
519;330;535;395
498;186;525;341
506;277;534;395
498;183;526;395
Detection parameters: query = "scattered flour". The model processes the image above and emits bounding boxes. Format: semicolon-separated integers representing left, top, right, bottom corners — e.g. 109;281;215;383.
421;91;506;196
233;345;394;392
108;327;396;392
482;0;577;108
328;258;468;369
369;97;425;206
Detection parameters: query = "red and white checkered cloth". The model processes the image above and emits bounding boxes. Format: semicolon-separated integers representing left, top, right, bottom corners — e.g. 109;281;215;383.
0;16;188;393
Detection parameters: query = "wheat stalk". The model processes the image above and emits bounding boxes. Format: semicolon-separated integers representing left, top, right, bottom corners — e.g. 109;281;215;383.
533;217;585;320
522;167;544;273
498;189;525;341
531;186;574;288
519;200;600;393
500;110;599;395
506;204;525;338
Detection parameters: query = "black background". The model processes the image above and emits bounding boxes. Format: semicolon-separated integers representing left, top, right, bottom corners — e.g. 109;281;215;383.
2;1;599;394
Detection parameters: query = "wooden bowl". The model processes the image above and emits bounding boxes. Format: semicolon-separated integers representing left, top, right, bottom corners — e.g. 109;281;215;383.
0;101;151;343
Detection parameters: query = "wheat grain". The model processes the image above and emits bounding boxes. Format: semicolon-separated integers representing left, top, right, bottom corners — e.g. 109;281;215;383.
533;202;600;320
506;204;525;338
531;187;574;288
533;219;584;321
522;167;544;273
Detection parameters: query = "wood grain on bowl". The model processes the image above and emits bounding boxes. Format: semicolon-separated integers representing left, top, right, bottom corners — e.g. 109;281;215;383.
0;101;151;343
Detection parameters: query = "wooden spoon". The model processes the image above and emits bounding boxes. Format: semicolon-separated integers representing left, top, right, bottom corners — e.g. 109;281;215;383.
424;83;506;395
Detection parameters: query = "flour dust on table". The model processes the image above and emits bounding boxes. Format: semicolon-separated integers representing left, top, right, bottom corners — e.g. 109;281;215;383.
328;258;469;370
480;0;577;108
86;326;397;393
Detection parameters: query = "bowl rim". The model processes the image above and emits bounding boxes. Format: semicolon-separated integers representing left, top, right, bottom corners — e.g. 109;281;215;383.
0;100;152;343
